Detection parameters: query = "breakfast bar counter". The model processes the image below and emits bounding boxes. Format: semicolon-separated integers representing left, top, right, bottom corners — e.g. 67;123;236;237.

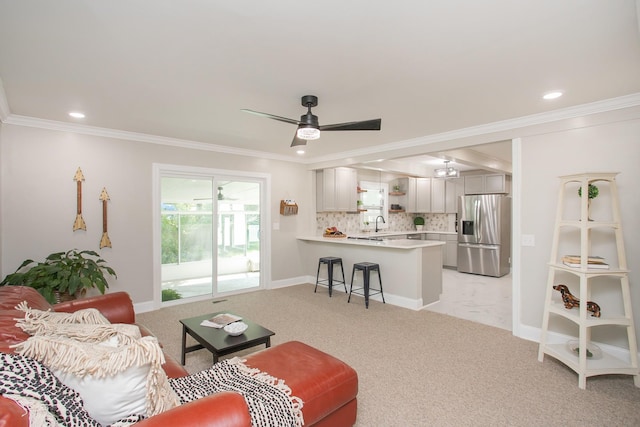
297;234;445;310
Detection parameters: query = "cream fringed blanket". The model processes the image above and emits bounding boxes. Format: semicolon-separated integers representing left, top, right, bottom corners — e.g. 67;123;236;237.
12;302;180;424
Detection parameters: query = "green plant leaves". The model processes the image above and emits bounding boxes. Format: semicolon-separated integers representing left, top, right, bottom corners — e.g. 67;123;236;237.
0;249;117;304
578;184;599;199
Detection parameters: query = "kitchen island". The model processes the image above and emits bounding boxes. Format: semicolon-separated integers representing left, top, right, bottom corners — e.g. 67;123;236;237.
297;234;445;310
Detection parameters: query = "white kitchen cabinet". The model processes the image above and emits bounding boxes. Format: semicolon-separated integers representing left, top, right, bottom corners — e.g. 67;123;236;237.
415;178;431;212
427;233;457;267
464;173;511;194
430;178;445;213
441;234;458;267
316;167;358;212
400;177;419;213
445;178;463;213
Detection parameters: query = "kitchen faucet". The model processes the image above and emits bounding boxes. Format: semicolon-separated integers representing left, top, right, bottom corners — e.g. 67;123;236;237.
375;215;386;232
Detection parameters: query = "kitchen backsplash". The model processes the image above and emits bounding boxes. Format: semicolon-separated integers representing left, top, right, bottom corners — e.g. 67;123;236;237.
316;212;455;234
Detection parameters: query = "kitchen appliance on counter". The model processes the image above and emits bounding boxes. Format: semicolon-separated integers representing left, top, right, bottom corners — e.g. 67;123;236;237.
457;194;511;277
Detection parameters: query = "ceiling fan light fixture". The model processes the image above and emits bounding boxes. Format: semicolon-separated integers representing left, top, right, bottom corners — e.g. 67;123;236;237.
296;126;320;140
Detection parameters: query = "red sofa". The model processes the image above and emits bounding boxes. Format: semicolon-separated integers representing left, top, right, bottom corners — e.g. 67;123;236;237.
0;286;358;426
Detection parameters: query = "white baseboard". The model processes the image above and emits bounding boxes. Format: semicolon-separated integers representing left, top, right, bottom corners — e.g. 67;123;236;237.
134;300;155;314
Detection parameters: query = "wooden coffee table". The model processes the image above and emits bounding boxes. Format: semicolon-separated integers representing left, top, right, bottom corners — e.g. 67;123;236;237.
179;312;275;364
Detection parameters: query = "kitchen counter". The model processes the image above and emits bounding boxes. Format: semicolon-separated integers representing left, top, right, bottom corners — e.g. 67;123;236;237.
297;234;445;310
297;235;446;250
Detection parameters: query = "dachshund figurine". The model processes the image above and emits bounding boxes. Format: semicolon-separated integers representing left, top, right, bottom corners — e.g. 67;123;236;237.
553;284;601;317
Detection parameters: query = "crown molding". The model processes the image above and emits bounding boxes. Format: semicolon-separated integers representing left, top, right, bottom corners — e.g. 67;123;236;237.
2;114;300;163
2;92;640;166
305;92;640;166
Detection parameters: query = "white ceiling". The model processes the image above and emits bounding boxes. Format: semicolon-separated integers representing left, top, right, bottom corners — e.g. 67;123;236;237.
1;1;639;168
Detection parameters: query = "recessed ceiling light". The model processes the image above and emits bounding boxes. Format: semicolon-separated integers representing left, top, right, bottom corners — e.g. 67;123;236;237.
296;150;305;155
542;91;563;100
69;112;85;118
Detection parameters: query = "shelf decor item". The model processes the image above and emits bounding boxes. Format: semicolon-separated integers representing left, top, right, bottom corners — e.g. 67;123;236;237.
566;340;602;360
578;183;598;220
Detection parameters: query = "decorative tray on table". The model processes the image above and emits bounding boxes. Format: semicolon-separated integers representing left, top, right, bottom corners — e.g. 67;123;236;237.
323;227;347;238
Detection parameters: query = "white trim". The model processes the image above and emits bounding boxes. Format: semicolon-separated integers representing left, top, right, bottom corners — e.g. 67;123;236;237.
3;114;300;163
305;92;640;165
0;77;10;122
269;276;312;290
2;93;639;165
151;163;271;310
511;138;522;337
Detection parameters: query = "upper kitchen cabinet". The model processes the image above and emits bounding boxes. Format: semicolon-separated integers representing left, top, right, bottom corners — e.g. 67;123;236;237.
464;173;511;195
430;178;445;213
431;177;463;213
444;178;463;213
415;178;432;213
316;167;358;212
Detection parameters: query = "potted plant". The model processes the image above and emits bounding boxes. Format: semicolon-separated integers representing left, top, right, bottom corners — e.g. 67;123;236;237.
578;183;599;199
0;249;117;304
413;216;425;231
578;183;599;220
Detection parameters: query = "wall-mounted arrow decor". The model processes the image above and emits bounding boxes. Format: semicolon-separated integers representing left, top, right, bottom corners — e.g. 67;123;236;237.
73;167;86;231
99;187;112;248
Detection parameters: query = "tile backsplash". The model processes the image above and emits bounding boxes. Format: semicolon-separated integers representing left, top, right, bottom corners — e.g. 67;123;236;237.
316;212;455;234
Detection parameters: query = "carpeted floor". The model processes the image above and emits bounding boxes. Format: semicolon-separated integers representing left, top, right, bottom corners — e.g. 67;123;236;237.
137;284;640;426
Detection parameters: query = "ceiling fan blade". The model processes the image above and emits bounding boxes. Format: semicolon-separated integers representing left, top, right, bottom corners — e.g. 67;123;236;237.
290;133;307;147
319;118;382;131
241;109;301;126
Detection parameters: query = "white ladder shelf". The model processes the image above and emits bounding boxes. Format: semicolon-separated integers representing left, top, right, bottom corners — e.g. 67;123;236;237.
537;172;639;389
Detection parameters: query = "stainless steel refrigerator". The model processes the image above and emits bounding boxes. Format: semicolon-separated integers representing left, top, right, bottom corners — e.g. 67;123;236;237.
457;194;511;277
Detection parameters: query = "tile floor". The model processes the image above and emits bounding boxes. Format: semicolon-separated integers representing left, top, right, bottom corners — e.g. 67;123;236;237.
424;268;512;331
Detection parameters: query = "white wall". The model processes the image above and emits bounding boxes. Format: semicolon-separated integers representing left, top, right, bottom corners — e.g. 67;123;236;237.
519;118;640;347
0;124;313;304
2;107;639;350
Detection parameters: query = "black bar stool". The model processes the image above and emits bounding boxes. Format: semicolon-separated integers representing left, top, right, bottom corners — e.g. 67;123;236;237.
348;262;385;308
314;257;347;297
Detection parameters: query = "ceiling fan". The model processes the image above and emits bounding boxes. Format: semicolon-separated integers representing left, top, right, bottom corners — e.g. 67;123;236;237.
241;95;382;147
193;185;237;201
217;186;237;201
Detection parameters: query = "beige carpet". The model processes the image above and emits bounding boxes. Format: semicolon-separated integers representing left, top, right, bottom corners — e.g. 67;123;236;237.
137;284;640;426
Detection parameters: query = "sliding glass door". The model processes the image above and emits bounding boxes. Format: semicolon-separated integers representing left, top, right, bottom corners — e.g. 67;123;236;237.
158;171;262;303
216;180;260;293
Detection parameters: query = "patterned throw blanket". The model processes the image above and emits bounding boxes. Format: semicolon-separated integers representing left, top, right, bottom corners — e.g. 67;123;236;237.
0;352;303;427
171;357;304;427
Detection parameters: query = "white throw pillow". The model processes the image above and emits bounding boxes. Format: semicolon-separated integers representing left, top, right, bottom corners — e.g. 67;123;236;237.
54;363;150;426
13;318;180;425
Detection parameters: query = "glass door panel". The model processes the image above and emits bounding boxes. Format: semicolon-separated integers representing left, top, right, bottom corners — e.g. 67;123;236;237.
216;180;260;293
160;177;213;301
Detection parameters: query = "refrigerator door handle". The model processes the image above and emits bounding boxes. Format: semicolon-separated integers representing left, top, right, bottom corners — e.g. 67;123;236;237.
458;243;499;250
475;199;481;241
